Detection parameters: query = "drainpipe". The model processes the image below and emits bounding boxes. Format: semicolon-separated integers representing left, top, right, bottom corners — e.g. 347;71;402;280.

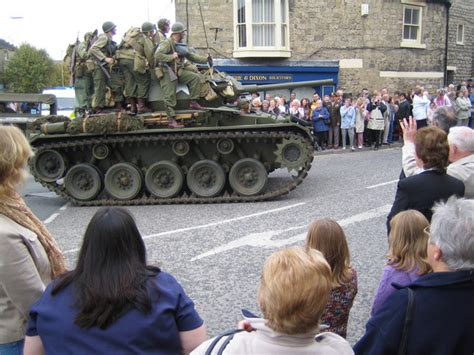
443;1;452;87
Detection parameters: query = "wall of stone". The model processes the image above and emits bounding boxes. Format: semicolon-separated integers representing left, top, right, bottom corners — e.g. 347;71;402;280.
447;0;474;82
176;0;467;94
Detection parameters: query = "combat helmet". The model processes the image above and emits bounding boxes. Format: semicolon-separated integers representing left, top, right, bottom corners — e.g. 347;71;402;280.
141;22;156;33
171;22;186;34
157;18;170;31
102;21;116;33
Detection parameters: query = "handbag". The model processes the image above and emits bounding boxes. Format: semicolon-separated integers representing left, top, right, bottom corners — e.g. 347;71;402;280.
397;288;415;355
367;107;384;130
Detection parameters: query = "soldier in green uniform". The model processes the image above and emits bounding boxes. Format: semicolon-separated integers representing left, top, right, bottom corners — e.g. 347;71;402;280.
117;22;155;113
88;21;124;112
74;30;98;115
153;18;170;47
154;22;211;128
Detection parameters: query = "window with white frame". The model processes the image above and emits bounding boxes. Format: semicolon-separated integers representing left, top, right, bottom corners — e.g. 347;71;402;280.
457;24;464;45
234;0;290;58
403;6;422;43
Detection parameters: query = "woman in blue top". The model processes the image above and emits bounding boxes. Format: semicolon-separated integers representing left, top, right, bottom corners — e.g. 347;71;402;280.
311;99;330;150
24;207;207;355
340;97;356;151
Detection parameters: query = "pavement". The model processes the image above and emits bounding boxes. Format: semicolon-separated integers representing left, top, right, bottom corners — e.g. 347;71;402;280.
24;145;404;346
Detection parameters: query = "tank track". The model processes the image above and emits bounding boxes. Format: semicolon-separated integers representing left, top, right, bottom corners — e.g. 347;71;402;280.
30;129;313;206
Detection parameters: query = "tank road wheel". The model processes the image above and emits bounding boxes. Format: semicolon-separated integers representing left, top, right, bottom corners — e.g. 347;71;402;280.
216;139;234;155
92;144;110;160
274;136;309;172
229;158;268;196
186;160;226;198
104;163;142;200
34;149;66;182
64;164;102;201
172;140;190;157
145;161;184;198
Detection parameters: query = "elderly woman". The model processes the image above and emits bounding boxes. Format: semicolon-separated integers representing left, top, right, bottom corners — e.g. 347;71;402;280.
455;86;472;127
191;247;353;354
24;207;207;354
0;126;66;354
387;126;464;233
356;197;474;354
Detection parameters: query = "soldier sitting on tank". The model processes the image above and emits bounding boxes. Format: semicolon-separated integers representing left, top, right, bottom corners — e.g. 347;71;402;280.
116;22;155;114
153;18;170;47
88;21;124;113
154;22;212;128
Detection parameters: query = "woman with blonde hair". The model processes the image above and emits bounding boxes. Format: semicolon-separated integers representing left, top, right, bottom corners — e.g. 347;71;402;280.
371;210;431;315
305;219;357;338
0;126;66;354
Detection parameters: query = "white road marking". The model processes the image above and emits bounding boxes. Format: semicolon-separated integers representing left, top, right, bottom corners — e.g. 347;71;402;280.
191;204;392;261
366;179;398;189
43;213;59;224
59;203;69;211
63;202;306;255
142;202;306;241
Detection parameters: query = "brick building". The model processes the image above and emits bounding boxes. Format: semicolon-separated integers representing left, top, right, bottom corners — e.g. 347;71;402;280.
176;0;472;97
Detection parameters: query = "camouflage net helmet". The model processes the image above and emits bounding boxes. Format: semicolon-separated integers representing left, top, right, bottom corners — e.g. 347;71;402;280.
171;22;186;34
141;22;156;33
157;18;170;31
102;21;116;33
84;29;98;42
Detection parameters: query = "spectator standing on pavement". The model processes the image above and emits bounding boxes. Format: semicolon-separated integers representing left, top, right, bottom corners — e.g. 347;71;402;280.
192;247;354;355
301;97;311;120
382;94;392;145
327;93;342;149
354;97;366;149
0;126;66;355
371;210;431;316
455;87;472;126
311;99;330;150
289;99;305;119
412;88;430;128
397;92;411;124
24;207;207;354
355;197;474;355
340;97;356;151
470;86;474;128
434;88;451;108
366;95;386;150
305;219;358;339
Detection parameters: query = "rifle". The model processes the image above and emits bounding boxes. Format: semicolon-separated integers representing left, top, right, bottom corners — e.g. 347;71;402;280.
162;63;178;81
69;33;80;86
96;60;112;81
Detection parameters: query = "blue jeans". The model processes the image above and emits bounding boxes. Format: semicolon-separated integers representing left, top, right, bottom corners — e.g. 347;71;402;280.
0;340;24;355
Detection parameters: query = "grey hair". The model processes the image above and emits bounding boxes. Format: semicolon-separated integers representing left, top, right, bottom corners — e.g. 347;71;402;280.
448;127;474;152
430;197;474;270
432;106;457;133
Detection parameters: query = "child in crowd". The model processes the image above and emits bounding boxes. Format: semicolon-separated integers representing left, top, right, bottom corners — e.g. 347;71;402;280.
371;210;431;315
305;219;358;338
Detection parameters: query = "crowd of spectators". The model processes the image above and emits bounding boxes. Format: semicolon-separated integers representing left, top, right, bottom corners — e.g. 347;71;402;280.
243;80;474;153
1;76;473;354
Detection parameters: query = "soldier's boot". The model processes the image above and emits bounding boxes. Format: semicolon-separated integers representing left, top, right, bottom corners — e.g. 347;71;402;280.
189;100;203;110
137;98;151;113
129;98;137;114
167;107;184;128
114;101;125;112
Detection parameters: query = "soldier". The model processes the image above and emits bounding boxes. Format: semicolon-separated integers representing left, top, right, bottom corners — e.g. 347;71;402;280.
117;22;155;113
153;18;170;47
154;22;212;128
88;21;124;113
74;30;98;115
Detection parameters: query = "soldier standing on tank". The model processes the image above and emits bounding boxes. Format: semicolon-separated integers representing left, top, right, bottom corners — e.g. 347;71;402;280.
88;21;124;113
74;30;98;115
153;18;170;47
154;22;211;128
116;22;155;114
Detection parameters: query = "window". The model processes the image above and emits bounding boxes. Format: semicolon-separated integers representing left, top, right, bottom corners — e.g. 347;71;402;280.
457;24;464;45
403;6;421;42
234;0;290;58
400;5;425;49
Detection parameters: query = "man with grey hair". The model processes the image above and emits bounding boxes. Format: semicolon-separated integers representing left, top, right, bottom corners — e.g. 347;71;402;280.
447;126;474;198
355;197;474;354
401;107;458;177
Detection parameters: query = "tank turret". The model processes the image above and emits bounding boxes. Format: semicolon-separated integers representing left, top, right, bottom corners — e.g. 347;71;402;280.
29;69;329;206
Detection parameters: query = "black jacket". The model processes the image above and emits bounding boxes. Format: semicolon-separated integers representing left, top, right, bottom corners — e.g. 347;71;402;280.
387;170;464;232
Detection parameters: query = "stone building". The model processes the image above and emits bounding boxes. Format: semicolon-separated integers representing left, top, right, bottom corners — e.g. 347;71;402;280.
0;39;16;92
176;0;472;96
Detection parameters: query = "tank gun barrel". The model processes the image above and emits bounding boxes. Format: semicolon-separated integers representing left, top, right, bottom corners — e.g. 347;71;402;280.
233;79;334;94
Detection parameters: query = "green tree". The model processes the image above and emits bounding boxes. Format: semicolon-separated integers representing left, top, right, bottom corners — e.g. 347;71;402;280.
4;43;54;93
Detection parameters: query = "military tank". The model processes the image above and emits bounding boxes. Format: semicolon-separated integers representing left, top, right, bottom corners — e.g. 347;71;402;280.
29;72;332;206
